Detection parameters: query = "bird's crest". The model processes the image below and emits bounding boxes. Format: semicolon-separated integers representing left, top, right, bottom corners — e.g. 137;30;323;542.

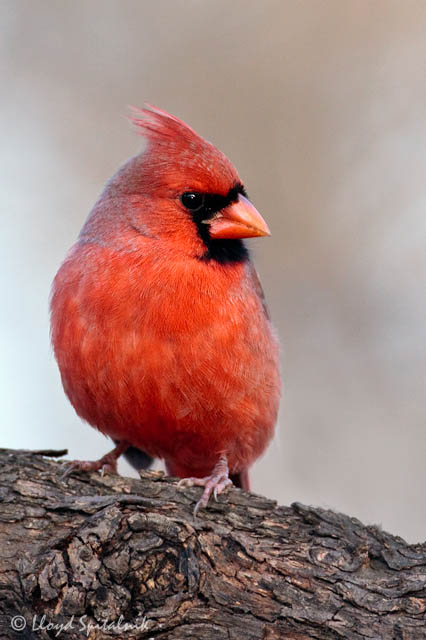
129;104;202;147
128;104;240;195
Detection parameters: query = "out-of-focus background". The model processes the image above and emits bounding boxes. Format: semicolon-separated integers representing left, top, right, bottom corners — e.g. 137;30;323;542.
1;1;425;542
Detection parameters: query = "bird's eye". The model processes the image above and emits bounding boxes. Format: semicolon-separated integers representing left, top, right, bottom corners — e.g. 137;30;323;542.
180;192;204;211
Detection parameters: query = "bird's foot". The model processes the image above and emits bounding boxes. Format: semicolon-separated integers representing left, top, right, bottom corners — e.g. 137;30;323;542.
177;455;233;517
60;441;130;479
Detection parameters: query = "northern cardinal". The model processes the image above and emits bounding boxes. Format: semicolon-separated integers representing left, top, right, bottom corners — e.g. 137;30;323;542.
51;106;280;513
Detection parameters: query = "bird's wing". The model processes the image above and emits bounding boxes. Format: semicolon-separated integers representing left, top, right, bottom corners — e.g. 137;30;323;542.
247;261;270;320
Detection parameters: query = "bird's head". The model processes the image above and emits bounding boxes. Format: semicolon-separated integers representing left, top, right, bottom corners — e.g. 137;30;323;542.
84;105;270;264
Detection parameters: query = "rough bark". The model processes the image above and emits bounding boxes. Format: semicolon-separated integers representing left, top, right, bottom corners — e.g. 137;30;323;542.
0;448;425;640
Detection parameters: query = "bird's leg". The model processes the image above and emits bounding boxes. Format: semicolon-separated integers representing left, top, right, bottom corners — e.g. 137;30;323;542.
177;454;233;516
60;440;130;478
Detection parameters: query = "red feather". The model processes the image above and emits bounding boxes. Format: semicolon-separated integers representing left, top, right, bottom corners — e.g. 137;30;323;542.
51;106;280;509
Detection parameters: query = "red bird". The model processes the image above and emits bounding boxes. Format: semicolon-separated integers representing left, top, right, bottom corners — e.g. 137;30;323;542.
51;106;280;513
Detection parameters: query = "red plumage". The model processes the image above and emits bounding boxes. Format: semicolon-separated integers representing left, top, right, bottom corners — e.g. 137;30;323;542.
51;106;280;511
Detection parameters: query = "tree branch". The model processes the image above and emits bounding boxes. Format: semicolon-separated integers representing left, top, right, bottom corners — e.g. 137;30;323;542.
0;448;425;639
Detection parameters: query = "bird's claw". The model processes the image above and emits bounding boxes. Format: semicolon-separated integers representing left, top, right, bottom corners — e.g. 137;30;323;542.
60;460;77;479
59;458;118;480
177;455;233;517
58;442;129;480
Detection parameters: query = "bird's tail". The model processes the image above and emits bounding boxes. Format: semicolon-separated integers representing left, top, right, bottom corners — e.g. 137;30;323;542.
230;470;250;491
121;445;154;472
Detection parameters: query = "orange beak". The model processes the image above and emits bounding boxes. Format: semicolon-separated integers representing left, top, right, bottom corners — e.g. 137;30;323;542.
208;194;271;240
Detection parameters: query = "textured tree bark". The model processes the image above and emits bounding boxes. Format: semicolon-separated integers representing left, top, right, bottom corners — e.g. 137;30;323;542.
0;448;425;640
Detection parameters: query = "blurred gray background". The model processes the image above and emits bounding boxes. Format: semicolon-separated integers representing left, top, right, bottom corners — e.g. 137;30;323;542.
1;1;425;542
